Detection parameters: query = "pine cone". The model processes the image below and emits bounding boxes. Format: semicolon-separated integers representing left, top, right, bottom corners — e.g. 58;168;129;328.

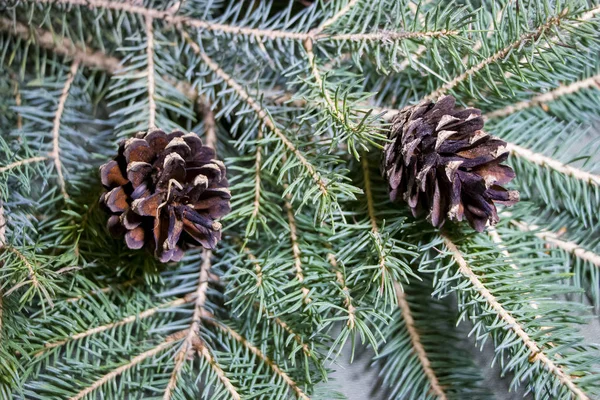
381;95;519;232
99;128;231;262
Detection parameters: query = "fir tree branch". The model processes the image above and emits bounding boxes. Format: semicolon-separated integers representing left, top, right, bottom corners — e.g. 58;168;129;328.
196;343;241;400
0;17;121;73
183;33;329;198
164;250;212;400
33;0;311;41
506;142;600;186
486;226;520;271
425;9;569;100
251;127;263;221
199;99;217;149
145;16;157;129
0;203;5;337
312;0;360;35
393;281;447;400
485;72;600;119
270;313;312;357
4;247;40;295
68;330;186;400
510;220;600;268
0;157;48;174
361;156;388;292
37;295;192;356
284;191;310;303
209;321;310;400
326;30;459;42
442;235;590;400
327;253;356;329
51;59;80;200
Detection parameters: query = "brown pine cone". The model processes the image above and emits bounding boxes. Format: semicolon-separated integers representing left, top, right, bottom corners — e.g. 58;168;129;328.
381;95;519;232
99;128;231;262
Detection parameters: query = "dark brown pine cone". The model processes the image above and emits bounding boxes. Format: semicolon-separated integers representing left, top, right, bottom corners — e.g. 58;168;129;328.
381;95;519;232
99;128;231;262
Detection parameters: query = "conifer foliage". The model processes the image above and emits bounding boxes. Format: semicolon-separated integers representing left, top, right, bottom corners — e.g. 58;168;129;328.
0;0;600;399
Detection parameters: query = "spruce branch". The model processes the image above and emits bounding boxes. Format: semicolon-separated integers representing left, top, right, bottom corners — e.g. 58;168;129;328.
485;72;600;119
425;8;570;100
362;156;390;294
208;320;311;400
442;235;590;400
393;281;447;400
0;17;121;74
284;189;311;303
68;330;186;400
36;295;193;356
164;250;213;400
51;59;80;200
0;156;48;174
145;16;157;129
195;343;241;400
506;142;600;186
510;219;600;268
327;253;356;329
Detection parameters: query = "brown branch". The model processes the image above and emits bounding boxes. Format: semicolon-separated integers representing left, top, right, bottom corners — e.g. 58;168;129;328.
196;344;241;400
394;281;447;400
283;189;310;302
12;77;22;129
68;330;186;400
38;295;193;356
327;253;356;329
443;235;590;400
210;321;310;400
0;17;121;73
164;250;213;400
251;126;263;221
510;220;600;268
322;29;458;42
145;16;157;128
485;72;600;119
51;59;80;200
199;100;217;149
361;156;387;292
0;156;48;174
4;246;40;292
425;10;568;100
182;32;329;197
506;142;600;186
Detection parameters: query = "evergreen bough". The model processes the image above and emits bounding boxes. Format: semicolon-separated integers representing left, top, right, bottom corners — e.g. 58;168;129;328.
1;0;600;399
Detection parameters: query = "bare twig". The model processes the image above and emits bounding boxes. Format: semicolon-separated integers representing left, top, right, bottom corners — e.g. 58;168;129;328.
0;157;47;174
327;253;356;329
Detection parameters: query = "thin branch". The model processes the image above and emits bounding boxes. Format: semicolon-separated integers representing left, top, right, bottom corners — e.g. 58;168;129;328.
5;246;40;292
38;295;193;356
485;72;600;119
68;330;186;400
0;157;47;174
323;29;458;42
252;126;263;220
199;99;217;149
51;59;80;200
442;235;590;400
486;226;519;271
196;344;241;400
0;17;121;73
361;156;387;292
36;0;311;41
182;32;329;197
327;253;356;329
394;281;447;400
12;76;23;129
145;16;157;128
311;0;360;35
164;250;214;400
283;188;310;302
506;142;600;186
210;321;310;400
425;10;568;100
0;203;5;337
510;220;600;268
